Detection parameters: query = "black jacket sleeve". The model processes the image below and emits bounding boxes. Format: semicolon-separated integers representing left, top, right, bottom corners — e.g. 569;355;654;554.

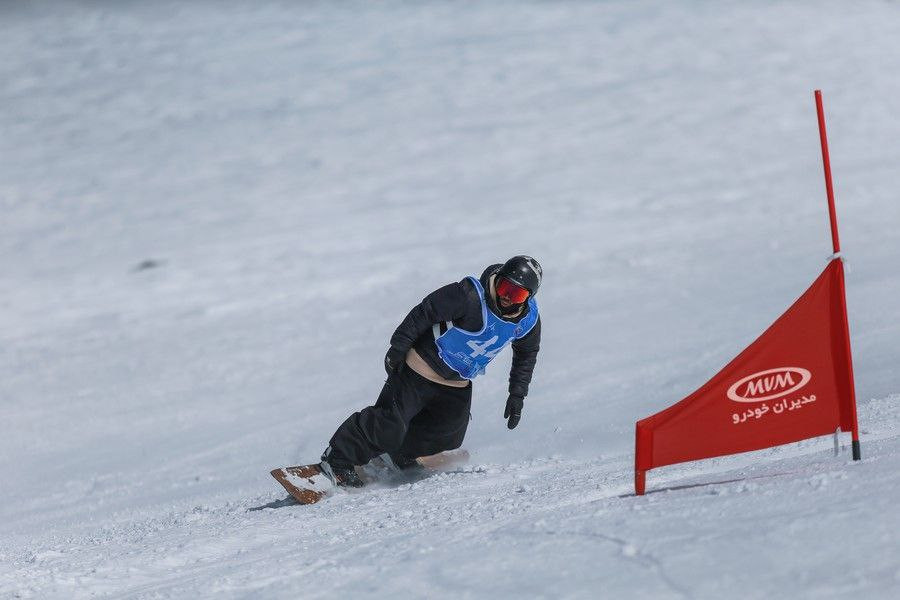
509;316;541;398
389;282;469;354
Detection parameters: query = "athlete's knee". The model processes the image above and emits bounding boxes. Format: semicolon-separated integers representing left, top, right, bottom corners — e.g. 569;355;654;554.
357;404;408;450
445;429;466;451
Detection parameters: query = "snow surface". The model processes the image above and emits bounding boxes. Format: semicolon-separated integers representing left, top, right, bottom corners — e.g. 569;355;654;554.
2;1;900;598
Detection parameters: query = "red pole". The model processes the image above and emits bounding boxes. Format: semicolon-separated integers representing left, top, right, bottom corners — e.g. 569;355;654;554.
836;259;862;460
634;424;651;495
815;90;861;460
815;90;841;255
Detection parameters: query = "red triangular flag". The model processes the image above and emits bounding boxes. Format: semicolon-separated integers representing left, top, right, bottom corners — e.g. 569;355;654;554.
635;259;858;493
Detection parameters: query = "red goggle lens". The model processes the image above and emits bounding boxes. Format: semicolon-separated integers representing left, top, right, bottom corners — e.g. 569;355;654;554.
496;277;530;304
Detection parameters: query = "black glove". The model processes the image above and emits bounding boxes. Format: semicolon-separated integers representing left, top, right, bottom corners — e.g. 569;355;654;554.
384;347;405;376
504;394;524;429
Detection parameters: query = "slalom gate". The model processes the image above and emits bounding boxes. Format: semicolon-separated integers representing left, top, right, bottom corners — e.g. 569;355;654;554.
633;91;861;495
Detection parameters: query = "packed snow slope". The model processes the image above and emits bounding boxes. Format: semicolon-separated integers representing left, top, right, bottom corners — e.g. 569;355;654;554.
2;1;899;598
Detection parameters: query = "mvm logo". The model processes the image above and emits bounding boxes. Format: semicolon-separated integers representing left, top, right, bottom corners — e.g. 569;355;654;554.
726;367;812;403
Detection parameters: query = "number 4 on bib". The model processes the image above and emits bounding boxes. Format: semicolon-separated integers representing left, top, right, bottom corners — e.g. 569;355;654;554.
466;336;502;358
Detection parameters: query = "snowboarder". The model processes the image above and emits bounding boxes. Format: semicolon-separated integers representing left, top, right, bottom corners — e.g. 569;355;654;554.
319;256;543;488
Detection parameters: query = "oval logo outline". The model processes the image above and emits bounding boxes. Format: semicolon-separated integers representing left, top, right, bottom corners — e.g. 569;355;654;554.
726;367;812;403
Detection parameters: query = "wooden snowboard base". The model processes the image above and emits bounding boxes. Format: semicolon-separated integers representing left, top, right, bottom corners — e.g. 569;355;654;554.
270;449;470;506
418;448;469;469
270;464;331;505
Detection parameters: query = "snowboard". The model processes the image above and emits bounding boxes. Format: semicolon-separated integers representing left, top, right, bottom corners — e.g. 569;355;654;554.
270;449;470;506
269;464;332;505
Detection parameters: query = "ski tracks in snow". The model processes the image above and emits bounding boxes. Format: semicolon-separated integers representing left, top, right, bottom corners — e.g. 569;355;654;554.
4;395;900;598
10;423;898;600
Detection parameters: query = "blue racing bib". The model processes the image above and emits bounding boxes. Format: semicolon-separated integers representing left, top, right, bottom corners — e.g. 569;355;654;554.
435;276;539;380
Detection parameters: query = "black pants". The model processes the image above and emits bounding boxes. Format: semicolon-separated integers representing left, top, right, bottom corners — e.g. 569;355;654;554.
326;365;472;469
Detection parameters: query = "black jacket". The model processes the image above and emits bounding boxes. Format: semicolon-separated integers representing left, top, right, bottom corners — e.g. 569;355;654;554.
389;265;541;398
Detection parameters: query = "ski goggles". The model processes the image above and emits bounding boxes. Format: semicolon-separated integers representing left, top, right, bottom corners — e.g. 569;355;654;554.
496;276;531;304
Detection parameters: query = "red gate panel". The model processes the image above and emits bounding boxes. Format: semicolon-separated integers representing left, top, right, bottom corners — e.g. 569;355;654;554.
634;258;859;494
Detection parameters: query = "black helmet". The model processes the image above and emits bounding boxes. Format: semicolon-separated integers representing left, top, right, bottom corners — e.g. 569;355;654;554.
497;255;542;296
